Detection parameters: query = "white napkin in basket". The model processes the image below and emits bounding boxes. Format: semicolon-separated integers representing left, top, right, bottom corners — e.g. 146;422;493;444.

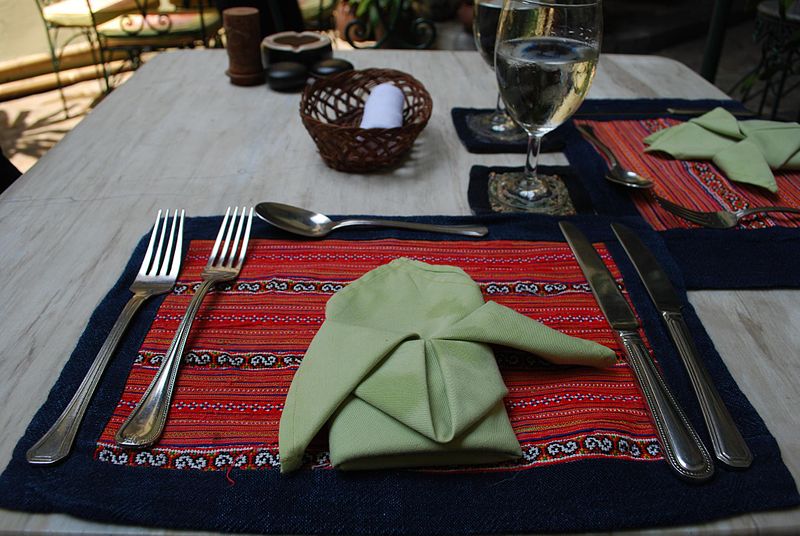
359;83;404;129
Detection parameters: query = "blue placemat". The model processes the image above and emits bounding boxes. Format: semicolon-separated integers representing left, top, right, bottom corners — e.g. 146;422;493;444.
0;213;797;534
451;107;567;153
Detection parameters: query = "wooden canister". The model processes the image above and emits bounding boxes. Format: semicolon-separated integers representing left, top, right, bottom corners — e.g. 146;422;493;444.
223;7;265;86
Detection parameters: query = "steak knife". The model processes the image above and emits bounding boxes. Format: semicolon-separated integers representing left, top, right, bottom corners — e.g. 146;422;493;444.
559;222;714;481
611;223;752;468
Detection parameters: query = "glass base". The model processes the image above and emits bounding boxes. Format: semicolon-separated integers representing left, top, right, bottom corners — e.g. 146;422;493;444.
488;171;576;215
466;111;526;142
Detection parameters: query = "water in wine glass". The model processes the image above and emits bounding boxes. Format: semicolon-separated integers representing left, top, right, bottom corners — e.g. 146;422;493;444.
469;0;523;138
489;0;601;213
475;0;504;67
496;37;598;136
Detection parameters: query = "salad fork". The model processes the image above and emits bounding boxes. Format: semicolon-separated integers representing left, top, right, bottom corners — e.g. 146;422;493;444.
656;197;800;229
116;207;253;448
27;209;185;465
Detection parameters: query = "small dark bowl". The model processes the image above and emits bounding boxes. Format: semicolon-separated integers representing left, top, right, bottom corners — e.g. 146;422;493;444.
267;61;308;92
310;58;355;79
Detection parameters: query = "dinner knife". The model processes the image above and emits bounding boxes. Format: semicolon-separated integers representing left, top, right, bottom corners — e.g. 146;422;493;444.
611;223;753;468
559;222;714;481
665;107;757;117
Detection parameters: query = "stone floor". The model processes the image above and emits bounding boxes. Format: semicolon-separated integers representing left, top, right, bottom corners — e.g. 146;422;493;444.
1;16;797;175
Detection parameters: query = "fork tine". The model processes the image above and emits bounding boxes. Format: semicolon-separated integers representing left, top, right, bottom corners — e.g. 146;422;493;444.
671;206;709;225
207;207;231;268
139;210;163;277
235;207;254;269
656;197;707;225
159;209;179;277
149;209;170;276
226;206;247;268
218;206;239;266
167;210;185;279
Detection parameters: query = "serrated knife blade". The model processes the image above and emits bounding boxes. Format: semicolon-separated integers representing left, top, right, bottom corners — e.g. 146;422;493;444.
611;223;752;468
559;221;713;481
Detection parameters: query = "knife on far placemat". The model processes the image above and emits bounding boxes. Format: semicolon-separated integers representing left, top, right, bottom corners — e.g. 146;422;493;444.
559;222;714;482
611;223;753;469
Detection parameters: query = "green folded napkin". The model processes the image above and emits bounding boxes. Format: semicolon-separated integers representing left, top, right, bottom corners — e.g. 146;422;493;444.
643;107;800;193
279;258;616;472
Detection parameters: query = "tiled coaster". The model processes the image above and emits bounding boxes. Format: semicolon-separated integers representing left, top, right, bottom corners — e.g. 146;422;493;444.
469;165;594;216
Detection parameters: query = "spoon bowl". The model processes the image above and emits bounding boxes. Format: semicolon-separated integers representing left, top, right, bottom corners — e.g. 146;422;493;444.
256;202;334;238
606;166;654;189
575;124;655;189
255;202;489;238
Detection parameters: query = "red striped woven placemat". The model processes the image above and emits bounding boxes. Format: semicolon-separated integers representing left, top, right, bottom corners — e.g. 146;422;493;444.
95;238;662;472
576;118;800;231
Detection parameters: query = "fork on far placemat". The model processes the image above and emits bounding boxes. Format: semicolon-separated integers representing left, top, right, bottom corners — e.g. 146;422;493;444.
656;196;800;229
115;206;254;448
27;209;185;465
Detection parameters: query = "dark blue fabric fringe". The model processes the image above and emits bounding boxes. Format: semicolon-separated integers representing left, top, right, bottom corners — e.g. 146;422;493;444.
0;213;797;534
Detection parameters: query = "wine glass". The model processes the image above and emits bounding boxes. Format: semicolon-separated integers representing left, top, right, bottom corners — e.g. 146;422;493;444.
492;0;601;212
471;0;523;138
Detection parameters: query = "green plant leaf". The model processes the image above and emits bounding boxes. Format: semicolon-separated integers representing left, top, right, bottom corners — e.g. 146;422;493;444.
356;0;372;18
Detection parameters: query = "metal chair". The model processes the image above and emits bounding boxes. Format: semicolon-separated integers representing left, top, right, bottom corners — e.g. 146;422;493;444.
33;0;136;118
731;1;799;120
95;1;223;72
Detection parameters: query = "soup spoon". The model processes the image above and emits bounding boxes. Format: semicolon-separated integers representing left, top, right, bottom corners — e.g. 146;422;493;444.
575;124;654;189
255;202;489;238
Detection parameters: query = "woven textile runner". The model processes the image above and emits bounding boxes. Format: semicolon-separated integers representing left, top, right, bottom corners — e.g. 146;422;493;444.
574;117;800;231
1;215;797;534
95;238;659;472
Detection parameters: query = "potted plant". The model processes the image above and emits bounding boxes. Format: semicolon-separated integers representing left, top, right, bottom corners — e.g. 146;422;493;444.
335;0;435;48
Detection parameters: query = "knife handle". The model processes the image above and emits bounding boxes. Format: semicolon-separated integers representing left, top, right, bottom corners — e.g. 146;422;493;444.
617;330;714;481
662;312;753;468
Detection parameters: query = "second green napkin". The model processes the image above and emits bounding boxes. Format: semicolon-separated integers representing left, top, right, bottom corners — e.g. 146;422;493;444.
643;107;800;193
279;258;616;472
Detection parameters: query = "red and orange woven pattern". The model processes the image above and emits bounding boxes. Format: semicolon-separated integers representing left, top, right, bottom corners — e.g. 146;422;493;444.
576;118;800;231
95;239;662;472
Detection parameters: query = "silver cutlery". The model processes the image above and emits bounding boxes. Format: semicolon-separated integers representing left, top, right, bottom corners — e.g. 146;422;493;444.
255;202;489;238
116;207;253;448
575;124;800;230
611;223;752;468
572;108;756;118
27;209;185;465
559;221;714;481
574;124;654;189
655;196;800;229
665;107;756;118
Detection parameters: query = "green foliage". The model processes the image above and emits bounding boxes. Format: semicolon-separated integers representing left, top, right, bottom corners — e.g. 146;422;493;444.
350;0;411;32
745;0;796;15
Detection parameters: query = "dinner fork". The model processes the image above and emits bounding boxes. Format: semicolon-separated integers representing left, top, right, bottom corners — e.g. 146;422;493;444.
116;207;253;448
27;209;185;465
656;196;800;229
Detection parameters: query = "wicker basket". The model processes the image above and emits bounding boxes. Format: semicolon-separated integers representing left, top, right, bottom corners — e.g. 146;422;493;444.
299;68;433;172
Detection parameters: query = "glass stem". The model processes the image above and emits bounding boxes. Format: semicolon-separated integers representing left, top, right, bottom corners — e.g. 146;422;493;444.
518;133;550;201
491;92;509;126
524;134;542;181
